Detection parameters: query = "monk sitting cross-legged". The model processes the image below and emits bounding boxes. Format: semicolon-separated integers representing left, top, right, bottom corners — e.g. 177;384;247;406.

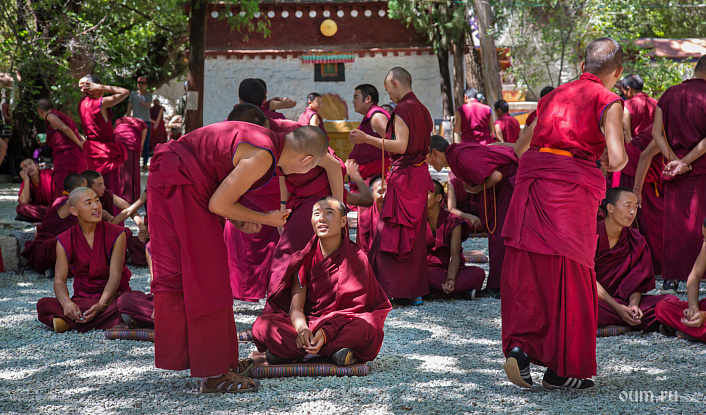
16;158;55;222
595;187;677;333
252;197;392;366
36;187;154;333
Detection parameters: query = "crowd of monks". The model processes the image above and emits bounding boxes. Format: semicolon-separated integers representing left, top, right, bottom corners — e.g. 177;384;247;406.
23;37;706;394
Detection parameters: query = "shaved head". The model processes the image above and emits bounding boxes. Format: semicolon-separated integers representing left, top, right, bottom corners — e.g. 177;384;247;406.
37;98;53;111
432;179;444;196
227;103;267;126
317;196;347;218
584;37;623;75
695;55;706;75
63;173;87;192
81;170;102;187
430;134;449;153
387;67;412;88
238;78;266;106
604;186;634;209
286;126;328;158
68;187;96;207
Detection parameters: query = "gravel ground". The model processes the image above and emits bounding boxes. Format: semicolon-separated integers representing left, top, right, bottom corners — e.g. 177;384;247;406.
1;179;705;414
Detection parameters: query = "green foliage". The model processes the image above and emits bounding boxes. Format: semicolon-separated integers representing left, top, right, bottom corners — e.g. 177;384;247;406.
387;0;469;52
623;50;692;98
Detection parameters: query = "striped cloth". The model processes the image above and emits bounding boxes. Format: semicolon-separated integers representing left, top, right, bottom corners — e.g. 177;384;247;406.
248;351;370;379
596;325;629;337
104;327;155;342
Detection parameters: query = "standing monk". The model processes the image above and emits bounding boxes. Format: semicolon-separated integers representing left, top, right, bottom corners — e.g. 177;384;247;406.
36;98;86;196
147;120;327;393
349;84;391;184
298;93;326;135
501;37;627;390
651;55;706;294
524;86;555;127
454;88;493;144
16;158;55;222
350;67;434;305
114;117;148;203
78;75;129;198
493;100;520;143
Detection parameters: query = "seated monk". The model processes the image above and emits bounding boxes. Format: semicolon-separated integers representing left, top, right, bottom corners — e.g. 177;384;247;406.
427;180;485;299
16;158;56;222
81;170;146;229
595;187;677;333
252;197;391;366
21;174;86;276
355;175;383;255
655;218;706;342
36;187;154;333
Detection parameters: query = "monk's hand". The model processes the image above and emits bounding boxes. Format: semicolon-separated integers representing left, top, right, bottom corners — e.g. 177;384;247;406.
463;182;482;194
137;226;150;243
62;301;82;322
296;328;314;349
345;159;362;181
19;170;28;183
263;209;291;228
305;330;325;354
441;278;455;294
464;214;482;229
632;188;643;208
617;305;641;326
682;306;704;327
81;303;102;323
230;219;262;234
627;304;643;322
663;160;690;177
80;81;100;94
349;129;368;145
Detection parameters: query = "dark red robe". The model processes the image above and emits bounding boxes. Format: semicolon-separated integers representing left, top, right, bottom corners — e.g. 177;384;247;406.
253;236;391;362
147;121;283;377
149;105;167;151
457;101;493;144
37;221;153;332
445;143;518;290
427;209;485;293
45;109;86;197
17;169;55;222
624;92;657;138
78;96;127;198
501;72;622;379
21;194;76;273
297;107;327;135
657;78;706;281
495;113;520;144
656;297;706;343
114;117;147;204
356;202;379;255
447;172;486;233
369;92;434;299
525;110;537;127
594;221;676;331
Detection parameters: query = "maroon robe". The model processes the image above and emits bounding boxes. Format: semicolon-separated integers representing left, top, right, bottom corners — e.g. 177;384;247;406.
448;172;486;233
369;92;434;299
657;78;706;281
624;92;657;138
594;221;676;331
525;110;537;127
114;117;147;203
45;109;86;196
17;169;55;222
446;143;518;289
260;101;285;120
147;121;283;377
501;72;622;379
297;107;327;135
457;101;493;144
253;236;391;362
356;202;379;255
495;113;521;144
78;96;127;198
21;194;76;273
427;209;485;293
149;105;167;151
37;221;153;332
656;297;706;342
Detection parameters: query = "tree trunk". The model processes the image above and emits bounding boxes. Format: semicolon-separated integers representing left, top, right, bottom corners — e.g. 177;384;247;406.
473;0;502;110
185;0;207;133
451;41;466;111
464;34;485;96
436;46;454;118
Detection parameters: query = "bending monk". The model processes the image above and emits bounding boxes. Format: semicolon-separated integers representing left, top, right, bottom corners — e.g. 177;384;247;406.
350;67;434;305
501;37;627;390
147;116;327;393
595;187;676;333
22;174;86;276
36;187;153;333
655;218;706;341
426;180;485;299
446;172;483;233
16;158;55;222
252;197;391;366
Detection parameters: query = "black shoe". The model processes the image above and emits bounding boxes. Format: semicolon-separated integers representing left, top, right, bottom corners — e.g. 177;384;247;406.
542;368;594;390
477;288;501;299
659;324;677;337
662;280;678;294
332;348;359;366
121;313;139;329
265;350;301;365
14;214;34;223
43;268;55;279
460;289;477;301
503;347;533;388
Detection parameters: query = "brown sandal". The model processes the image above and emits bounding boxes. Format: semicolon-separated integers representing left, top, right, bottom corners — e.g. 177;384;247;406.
237;329;253;342
200;372;260;394
232;358;254;377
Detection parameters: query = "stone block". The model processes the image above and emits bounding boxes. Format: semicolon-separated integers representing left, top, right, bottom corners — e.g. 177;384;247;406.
0;235;18;271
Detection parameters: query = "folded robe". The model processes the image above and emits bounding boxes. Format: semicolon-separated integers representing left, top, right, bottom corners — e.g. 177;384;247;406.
17;169;56;222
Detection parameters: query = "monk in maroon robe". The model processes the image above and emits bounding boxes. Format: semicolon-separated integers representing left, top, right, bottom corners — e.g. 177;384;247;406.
77;75;129;198
426;180;485;298
501;38;628;390
355;175;383;255
114;117;147;204
524;86;555;128
36;187;153;333
254;78;296;119
595;188;676;333
298;92;326;135
147;115;327;392
16;159;55;222
493;100;520;143
427;137;518;298
253;197;391;365
349;84;391;184
81;170;145;230
36;98;86;196
454;87;493;144
656;219;706;342
350;67;434;304
22;174;86;275
651;55;706;293
446;172;484;233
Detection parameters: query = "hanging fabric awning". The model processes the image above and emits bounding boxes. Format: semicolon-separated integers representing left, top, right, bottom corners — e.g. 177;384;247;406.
301;53;355;64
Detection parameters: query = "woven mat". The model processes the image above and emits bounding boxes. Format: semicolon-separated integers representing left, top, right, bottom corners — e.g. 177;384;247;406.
596;325;629;337
104;324;155;342
247;351;369;379
463;250;489;264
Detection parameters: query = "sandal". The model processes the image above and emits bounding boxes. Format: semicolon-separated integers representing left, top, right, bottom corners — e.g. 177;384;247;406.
200;372;260;394
238;329;253;342
231;358;254;377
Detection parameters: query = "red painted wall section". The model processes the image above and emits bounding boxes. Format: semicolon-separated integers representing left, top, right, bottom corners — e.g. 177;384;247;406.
205;2;429;52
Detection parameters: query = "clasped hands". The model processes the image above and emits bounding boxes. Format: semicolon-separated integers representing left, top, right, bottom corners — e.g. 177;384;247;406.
295;328;325;354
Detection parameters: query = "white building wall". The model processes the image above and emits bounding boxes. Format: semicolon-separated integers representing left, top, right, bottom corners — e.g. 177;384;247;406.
203;53;450;126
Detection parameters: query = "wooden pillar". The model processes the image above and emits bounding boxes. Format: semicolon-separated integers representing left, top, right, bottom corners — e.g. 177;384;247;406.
185;0;207;133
